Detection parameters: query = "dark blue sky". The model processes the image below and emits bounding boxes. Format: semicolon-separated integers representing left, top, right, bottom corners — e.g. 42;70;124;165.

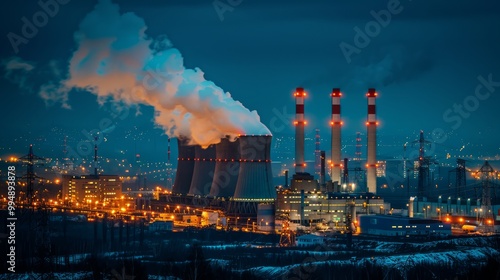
2;0;500;156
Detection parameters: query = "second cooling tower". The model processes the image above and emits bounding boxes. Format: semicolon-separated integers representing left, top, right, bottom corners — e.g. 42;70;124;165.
233;135;275;200
209;137;240;197
188;145;216;195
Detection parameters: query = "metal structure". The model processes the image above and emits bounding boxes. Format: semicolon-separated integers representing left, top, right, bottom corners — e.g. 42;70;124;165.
19;144;45;205
366;88;378;194
19;145;52;279
331;88;342;183
314;129;321;179
320;151;326;188
354;132;362;161
279;219;295;247
475;161;496;232
411;130;438;199
448;159;467;198
294;87;306;173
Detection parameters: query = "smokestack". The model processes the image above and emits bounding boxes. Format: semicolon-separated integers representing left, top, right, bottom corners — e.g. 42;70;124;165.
331;88;342;183
233;135;275;200
166;137;172;189
409;197;415;218
314;129;321;178
284;170;289;188
294;87;306;174
189;145;216;195
320;151;326;187
355;132;362;161
94;135;98;176
172;138;196;194
209;137;240;197
366;88;378;193
343;158;349;185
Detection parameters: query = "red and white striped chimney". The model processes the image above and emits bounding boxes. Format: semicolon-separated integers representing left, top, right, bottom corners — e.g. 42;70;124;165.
366;88;378;193
330;88;342;183
294;87;306;173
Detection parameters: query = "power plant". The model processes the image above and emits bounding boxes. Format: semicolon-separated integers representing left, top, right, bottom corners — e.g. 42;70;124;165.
165;87;386;225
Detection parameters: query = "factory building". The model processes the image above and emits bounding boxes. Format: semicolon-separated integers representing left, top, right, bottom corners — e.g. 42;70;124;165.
62;174;122;204
358;214;451;237
276;88;388;228
276;190;389;225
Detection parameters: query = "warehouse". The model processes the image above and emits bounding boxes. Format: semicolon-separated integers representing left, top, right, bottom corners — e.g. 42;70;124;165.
358;214;451;237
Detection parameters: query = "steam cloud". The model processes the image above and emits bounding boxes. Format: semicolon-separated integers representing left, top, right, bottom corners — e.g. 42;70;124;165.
40;0;270;146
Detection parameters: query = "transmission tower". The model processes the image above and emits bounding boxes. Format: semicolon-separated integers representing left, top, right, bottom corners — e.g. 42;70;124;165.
448;159;467;198
314;129;321;178
19;144;45;205
19;145;52;279
475;161;496;232
411;131;437;199
279;217;295;247
354;132;362;161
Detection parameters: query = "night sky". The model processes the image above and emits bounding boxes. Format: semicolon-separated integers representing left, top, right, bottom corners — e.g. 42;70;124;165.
2;0;500;159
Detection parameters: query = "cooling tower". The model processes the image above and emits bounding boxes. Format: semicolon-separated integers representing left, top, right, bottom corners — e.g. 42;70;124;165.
209;137;240;197
188;144;216;195
233;135;275;200
172;138;195;194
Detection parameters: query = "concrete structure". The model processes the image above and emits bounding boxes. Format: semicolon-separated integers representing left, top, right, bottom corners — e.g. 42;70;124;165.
257;203;275;232
276;190;388;225
62;174;122;204
358;214;451;237
233;135;275;201
296;234;324;247
172;138;195;194
331;88;342;184
366;88;378;194
189;145;216;195
209;137;240;197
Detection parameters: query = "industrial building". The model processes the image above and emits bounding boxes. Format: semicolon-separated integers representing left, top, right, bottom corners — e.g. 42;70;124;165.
61;174;122;204
358;214;451;237
276;190;388;225
276;88;389;230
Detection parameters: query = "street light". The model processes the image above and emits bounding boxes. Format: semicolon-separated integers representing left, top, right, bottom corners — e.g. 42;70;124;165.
236;217;240;229
247;218;250;230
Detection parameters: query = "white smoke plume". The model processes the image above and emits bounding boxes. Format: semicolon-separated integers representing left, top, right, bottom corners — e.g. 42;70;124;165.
43;0;270;146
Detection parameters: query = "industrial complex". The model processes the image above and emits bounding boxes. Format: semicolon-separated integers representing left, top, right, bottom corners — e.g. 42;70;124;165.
6;88;500;244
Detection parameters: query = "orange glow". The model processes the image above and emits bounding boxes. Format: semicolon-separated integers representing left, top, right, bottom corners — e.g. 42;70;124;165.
459;218;464;223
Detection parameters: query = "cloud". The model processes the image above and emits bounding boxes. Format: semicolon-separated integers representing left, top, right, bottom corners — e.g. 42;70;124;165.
40;0;270;146
350;46;434;88
2;56;36;90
